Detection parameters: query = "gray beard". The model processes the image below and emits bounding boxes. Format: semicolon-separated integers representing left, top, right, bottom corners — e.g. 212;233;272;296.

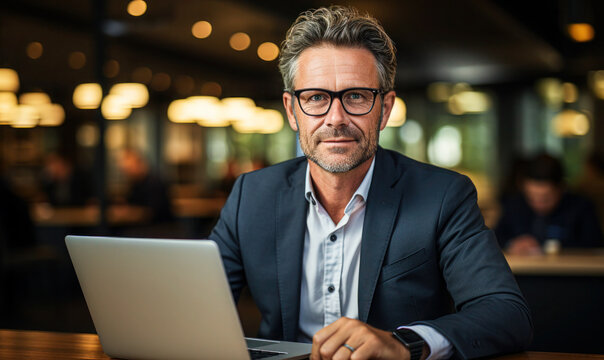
293;100;384;174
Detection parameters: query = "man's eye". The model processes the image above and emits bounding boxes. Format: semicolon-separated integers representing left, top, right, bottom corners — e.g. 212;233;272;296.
309;94;326;101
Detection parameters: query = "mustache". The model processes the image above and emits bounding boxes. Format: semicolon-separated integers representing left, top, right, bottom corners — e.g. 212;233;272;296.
314;126;361;141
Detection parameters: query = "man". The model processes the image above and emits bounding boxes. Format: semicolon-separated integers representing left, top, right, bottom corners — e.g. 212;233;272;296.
496;153;602;255
210;6;532;360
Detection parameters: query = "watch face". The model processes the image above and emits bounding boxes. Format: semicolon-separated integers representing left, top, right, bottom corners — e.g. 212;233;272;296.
394;329;423;344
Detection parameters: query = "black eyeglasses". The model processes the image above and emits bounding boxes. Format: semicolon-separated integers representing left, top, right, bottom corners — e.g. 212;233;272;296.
292;87;383;116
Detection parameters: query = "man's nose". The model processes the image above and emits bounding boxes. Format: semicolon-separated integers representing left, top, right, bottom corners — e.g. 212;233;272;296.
324;97;349;128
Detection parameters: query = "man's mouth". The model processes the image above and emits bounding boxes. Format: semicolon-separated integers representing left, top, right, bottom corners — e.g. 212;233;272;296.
321;138;357;143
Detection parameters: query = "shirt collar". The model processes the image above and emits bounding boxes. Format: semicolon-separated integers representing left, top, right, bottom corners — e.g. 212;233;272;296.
305;157;376;209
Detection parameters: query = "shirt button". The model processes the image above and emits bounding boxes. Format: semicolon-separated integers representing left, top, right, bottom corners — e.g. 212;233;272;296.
327;285;335;293
330;234;337;242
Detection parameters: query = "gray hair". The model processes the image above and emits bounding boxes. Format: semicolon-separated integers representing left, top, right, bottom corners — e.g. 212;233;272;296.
278;6;396;92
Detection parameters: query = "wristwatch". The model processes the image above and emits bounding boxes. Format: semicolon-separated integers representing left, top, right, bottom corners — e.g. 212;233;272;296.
392;328;425;360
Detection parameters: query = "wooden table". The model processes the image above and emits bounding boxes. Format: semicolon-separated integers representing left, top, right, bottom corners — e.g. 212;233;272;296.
505;250;604;276
1;329;602;359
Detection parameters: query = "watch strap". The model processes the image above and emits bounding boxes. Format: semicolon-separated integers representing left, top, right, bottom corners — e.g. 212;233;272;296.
392;328;424;360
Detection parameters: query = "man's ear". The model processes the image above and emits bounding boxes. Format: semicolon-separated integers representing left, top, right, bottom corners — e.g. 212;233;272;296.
283;92;298;131
379;90;396;131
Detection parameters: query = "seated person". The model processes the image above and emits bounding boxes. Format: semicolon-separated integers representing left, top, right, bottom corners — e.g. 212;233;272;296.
495;153;603;254
116;148;173;223
210;6;532;360
39;152;92;207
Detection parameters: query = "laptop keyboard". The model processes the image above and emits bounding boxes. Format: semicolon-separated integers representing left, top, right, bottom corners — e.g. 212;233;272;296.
248;348;285;359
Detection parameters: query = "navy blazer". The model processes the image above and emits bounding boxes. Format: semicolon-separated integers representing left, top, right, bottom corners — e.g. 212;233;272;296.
210;147;532;359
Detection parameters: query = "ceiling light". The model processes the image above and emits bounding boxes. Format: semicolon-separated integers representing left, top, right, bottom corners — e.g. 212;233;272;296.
230;32;251;51
19;92;51;106
26;42;43;59
151;72;171;91
257;42;279;61
73;83;103;109
167;99;194;123
104;59;120;78
127;0;147;16
101;94;132;120
201;81;222;97
0;92;18;124
38;104;65;126
132;66;153;84
567;23;594;42
0;68;20;92
68;51;87;69
110;83;149;108
192;21;212;39
11;105;39;128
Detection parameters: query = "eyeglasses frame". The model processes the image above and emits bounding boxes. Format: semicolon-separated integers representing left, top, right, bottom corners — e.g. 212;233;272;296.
291;87;384;116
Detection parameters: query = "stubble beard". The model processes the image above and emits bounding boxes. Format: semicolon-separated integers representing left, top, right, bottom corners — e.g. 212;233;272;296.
296;113;382;174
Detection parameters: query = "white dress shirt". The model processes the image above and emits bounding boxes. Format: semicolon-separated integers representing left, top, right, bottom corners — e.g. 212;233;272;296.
297;158;452;359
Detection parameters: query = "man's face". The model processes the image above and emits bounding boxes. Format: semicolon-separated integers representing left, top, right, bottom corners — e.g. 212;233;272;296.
282;45;395;173
523;179;562;216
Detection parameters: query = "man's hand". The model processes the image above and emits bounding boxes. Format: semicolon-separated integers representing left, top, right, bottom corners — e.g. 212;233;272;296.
311;317;409;360
507;234;542;255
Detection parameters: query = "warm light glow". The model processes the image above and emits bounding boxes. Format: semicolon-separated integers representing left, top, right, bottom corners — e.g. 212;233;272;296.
188;96;228;127
221;97;256;123
232;107;284;134
201;81;222;97
101;94;132;120
19;92;51;106
0;92;18;124
589;70;604;100
38;103;65;126
387;97;406;127
76;124;99;147
151;72;171;91
562;82;578;103
552;109;590;137
11;105;39;128
192;21;212;39
26;41;43;59
257;42;279;61
73;83;103;109
448;91;490;114
132;66;153;84
105;124;127;149
0;68;20;92
536;78;563;107
104;59;120;78
68;51;87;69
230;32;251;51
110;83;149;108
567;23;594;42
258;109;284;134
167;99;194;123
127;0;147;16
427;82;451;102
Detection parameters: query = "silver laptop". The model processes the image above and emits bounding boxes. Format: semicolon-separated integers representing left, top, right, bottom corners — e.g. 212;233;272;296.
65;235;311;360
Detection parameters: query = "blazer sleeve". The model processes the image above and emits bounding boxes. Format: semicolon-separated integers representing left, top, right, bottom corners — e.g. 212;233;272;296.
209;174;247;302
414;175;533;359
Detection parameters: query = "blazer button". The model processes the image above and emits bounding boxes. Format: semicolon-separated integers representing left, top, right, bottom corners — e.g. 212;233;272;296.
330;234;337;242
327;285;335;293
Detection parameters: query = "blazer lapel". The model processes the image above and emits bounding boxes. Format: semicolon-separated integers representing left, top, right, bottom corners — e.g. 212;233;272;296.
275;162;308;341
358;148;405;322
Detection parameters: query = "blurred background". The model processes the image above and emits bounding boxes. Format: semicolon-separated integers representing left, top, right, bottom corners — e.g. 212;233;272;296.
1;0;604;354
